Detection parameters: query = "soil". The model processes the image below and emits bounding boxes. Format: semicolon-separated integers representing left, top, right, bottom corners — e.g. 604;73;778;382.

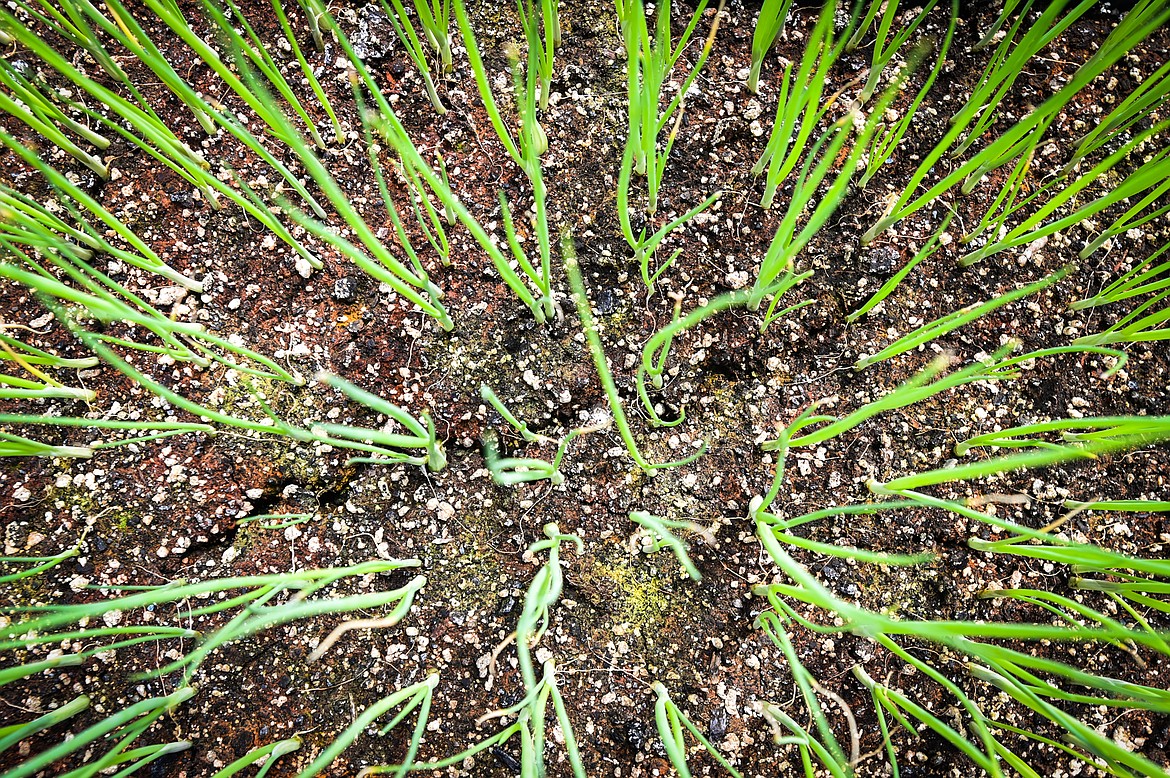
1;1;1169;777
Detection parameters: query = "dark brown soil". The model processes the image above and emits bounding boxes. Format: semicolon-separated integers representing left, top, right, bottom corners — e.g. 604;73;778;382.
2;1;1169;777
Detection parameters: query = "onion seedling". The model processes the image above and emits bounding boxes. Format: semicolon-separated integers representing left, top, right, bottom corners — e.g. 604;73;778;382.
2;559;425;681
758;504;934;567
750;51;915;318
0;89;107;178
449;524;589;778
295;675;438;778
0;539;81;583
949;0;1097;159
131;0;310;149
272;0;343;139
1;688;195;778
45;0;322;218
480;383;551;443
773;343;1128;452
481;385;608;485
748;401;827;520
0;654;83;690
847;215;952;323
504;43;554;311
756;701;849;778
753;114;857;303
382;0;451;114
617;0;719;215
12;0;130;86
0;414;215;459
366;108;551;324
863;633;1042;778
235;512;315;530
753;489;1170;778
360;722;521;774
1;132;202;290
1;254;300;381
955;415;1169;456
454;2;554;313
517;0;559;111
50;0;215;132
31;309;445;469
959;146;1036;248
564;230;707;473
1078;192;1170;262
1071;237;1170;312
307;0;552;321
210;738;301;778
615;0;723;278
484;434;565;485
852;664;1007;778
853;267;1070;370
616;184;721;292
515;524;580;691
979;586;1165;660
652;681;743;778
629;510;712;581
232;61;453;331
200;0;331;148
380;658;583;778
755;614;851;777
747;0;793;94
1064;498;1170;514
752;421;937;568
317;98;453;277
849;0;938;106
405;153;455;260
972;0;1026;49
0;185;102;257
1067;59;1170;169
862;0;1170;244
0;42;320;264
315;373;447;471
750;0;847;211
0;7;218;180
2;18;121;146
1073;291;1170;347
355;94;451;269
408;0;453;73
484;421;605;486
636;271;811;426
0;429;93;458
871;415;1170;493
0;360;93;401
26;0;317;215
453;0;521;165
26;0;350;257
859;7;955;189
959;124;1170;266
969;663;1170;778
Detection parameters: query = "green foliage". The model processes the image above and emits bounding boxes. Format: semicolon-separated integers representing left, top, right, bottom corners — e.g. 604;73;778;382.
863;0;1170;244
750;0;844;211
616;0;722;286
564;230;707;473
629;510;711;580
853;268;1070;370
0;559;427;777
653;681;743;778
2;1;1169;776
747;0;792;94
383;0;452;114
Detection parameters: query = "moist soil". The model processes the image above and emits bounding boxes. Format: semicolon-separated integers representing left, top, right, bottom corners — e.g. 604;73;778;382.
1;2;1169;777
